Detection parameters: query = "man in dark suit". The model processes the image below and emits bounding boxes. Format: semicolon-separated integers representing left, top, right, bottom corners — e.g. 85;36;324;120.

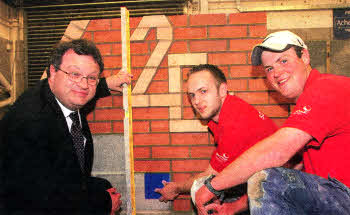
0;39;132;215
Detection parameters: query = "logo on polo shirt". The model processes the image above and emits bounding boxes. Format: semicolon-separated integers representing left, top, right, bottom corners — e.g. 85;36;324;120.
258;111;266;120
215;152;229;162
291;105;312;116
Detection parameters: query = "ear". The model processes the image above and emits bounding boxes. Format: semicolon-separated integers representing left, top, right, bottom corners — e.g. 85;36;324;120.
301;48;310;65
219;82;228;98
48;65;57;82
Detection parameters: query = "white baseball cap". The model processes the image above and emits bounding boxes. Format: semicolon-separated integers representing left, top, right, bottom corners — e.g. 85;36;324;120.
251;30;308;66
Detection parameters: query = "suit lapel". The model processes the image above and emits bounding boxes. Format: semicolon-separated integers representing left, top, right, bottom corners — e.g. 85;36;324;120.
42;79;89;175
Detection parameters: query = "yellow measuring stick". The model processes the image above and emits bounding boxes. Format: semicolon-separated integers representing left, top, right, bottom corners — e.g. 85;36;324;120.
121;7;136;215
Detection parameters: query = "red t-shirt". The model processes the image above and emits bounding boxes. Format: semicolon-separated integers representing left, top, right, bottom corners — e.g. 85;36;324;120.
209;95;277;172
283;69;350;187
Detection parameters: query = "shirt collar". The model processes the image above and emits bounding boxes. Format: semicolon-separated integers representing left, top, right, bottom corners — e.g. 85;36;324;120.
55;97;77;118
303;69;320;92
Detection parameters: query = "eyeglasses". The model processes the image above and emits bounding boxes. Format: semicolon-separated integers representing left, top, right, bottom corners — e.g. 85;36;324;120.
55;66;99;86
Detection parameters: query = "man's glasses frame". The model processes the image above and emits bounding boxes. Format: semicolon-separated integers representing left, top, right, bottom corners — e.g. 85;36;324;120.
54;66;100;86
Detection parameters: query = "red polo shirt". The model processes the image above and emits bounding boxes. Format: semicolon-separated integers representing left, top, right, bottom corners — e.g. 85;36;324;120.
209;95;277;172
283;69;350;187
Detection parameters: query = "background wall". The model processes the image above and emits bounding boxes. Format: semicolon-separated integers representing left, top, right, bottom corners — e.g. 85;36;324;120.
81;12;290;213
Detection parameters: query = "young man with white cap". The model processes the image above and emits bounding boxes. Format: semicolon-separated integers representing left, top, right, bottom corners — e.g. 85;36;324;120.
194;30;350;215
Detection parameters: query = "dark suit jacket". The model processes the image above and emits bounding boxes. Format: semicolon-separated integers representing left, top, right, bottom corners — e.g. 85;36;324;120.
0;78;113;214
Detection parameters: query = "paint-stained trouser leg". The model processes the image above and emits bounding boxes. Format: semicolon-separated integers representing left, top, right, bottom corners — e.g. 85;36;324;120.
247;167;350;215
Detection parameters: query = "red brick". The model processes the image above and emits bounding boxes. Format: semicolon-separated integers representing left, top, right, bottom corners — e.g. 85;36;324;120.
248;78;273;91
230;65;253;78
254;105;289;118
229;12;266;24
86;19;111;31
111;18;121;30
89;122;112;134
111;43;121;55
190;14;226;26
236;91;269;104
133;121;150;133
183;93;191;107
94;108;124;121
147;81;168;93
168;15;187;27
189;40;227;52
250;66;266;77
152;146;190;158
134;133;169;146
134;160;170;172
129;17;142;29
131;55;149;67
154;68;168;80
171;133;209;145
174;27;207;40
133;107;169;120
130;42;149;55
112;95;123;108
82;31;92;40
271;118;287;128
208;52;246;65
173;199;192;211
183;107;196;119
94;30;121;43
134;147;151;159
269;91;295;104
103;56;122;68
172;159;209;172
87;112;94;121
209;26;247;38
218;66;230;78
112;121;124;133
191;146;215;158
131;68;142;81
96;96;112;108
182;67;191;81
249;25;267;37
227;79;248;91
146;28;156;40
160;57;168;67
149;41;157;53
96;44;112;55
230;38;263;51
172;173;192;182
169;41;188;54
151;120;169;132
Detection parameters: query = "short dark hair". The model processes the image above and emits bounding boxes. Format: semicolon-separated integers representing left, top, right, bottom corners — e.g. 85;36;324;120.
47;39;104;77
261;44;304;59
188;64;227;87
292;45;304;58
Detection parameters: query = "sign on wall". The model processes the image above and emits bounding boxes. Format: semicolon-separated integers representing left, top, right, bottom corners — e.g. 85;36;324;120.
334;8;350;39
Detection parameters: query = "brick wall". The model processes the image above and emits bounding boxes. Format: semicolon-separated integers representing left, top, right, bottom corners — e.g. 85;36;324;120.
82;12;293;212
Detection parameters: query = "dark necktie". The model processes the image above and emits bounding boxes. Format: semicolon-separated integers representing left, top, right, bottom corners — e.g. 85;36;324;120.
69;112;85;173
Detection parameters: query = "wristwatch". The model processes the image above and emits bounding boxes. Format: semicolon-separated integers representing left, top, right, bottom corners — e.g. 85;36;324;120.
204;175;225;201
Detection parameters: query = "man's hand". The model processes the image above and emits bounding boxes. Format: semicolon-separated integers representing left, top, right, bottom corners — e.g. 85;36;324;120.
154;180;180;203
106;69;133;93
195;185;216;215
107;187;122;215
205;196;248;215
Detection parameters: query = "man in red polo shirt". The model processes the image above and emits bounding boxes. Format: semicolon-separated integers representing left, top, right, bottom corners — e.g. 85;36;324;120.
155;64;278;214
195;31;350;215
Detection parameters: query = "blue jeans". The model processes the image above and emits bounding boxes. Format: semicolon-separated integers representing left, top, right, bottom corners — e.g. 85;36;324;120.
247;167;350;215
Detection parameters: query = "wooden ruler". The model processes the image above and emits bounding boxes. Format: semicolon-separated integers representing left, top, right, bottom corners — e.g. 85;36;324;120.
121;7;136;215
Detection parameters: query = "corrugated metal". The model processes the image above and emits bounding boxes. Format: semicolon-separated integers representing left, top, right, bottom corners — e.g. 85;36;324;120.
25;0;187;88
